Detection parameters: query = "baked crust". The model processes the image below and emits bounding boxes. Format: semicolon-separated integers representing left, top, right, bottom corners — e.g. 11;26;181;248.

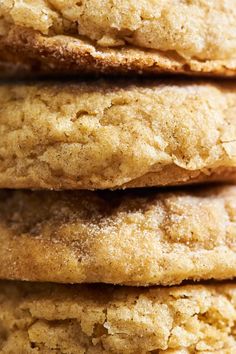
1;280;236;353
0;185;236;286
0;80;236;189
1;25;236;77
1;0;236;76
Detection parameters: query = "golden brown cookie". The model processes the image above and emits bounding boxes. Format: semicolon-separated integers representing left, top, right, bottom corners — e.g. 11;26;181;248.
0;185;236;286
1;280;236;353
0;1;236;77
0;80;236;190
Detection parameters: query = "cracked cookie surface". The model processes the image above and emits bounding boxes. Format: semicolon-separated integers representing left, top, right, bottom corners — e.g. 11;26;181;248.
0;80;236;189
1;280;236;353
0;185;236;286
0;0;236;76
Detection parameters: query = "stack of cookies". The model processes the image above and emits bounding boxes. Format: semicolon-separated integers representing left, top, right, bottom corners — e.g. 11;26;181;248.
0;1;236;353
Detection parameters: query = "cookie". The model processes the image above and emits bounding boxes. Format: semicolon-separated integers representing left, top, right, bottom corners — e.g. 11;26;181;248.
1;280;236;353
1;1;236;76
0;80;236;189
0;185;236;286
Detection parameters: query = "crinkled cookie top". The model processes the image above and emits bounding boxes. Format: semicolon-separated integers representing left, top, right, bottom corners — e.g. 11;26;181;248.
1;281;236;353
0;80;235;189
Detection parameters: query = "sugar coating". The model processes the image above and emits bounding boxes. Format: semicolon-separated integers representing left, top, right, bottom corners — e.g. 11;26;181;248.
0;80;235;189
1;280;236;353
0;185;236;286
